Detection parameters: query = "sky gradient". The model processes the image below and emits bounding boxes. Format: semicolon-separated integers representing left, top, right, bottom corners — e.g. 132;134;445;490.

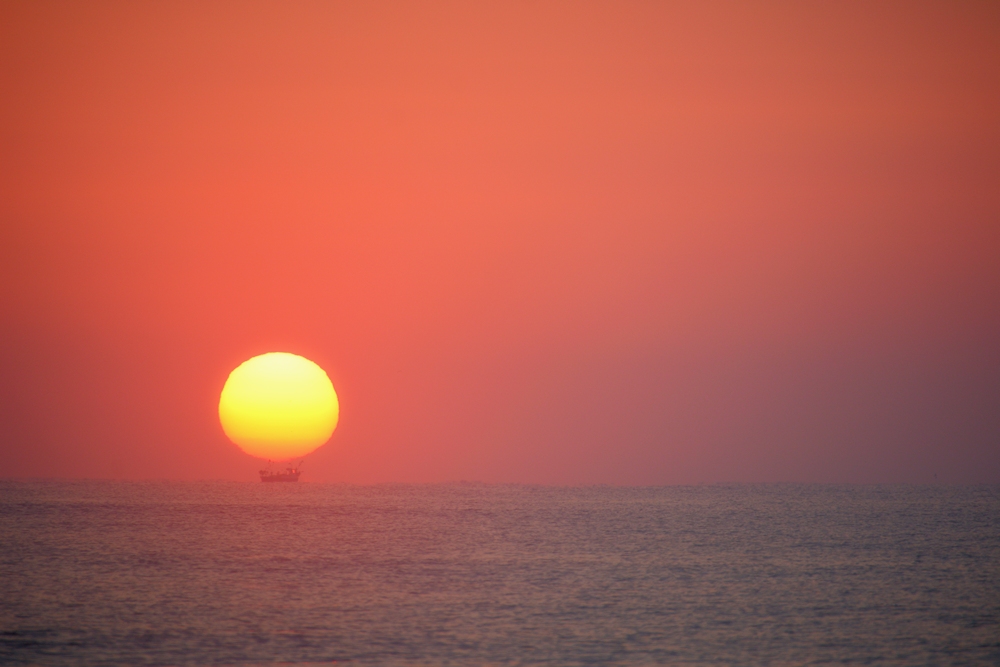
2;1;998;483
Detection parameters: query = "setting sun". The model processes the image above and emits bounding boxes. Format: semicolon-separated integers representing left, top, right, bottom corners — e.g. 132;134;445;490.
219;352;339;460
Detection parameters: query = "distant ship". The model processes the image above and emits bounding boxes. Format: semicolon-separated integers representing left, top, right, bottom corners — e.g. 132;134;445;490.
259;462;302;482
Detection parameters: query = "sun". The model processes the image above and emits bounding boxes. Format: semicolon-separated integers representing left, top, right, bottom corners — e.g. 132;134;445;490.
219;352;339;460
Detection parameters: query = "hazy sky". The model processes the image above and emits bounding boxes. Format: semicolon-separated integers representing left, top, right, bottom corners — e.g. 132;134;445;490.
2;1;998;483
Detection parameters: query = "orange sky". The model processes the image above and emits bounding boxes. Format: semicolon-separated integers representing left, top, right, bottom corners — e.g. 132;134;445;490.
2;1;998;483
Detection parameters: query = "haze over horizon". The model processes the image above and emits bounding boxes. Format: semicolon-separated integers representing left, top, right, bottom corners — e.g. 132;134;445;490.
1;1;998;484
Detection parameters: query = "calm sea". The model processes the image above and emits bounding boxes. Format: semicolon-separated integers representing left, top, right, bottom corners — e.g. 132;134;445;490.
1;482;997;666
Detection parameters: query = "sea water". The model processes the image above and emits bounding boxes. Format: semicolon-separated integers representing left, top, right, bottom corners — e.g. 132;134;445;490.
1;481;997;666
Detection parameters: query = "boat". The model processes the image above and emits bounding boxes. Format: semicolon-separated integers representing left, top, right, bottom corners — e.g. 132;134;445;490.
259;461;302;482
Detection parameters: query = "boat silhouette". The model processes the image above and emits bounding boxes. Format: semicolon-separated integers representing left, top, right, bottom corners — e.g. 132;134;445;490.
259;461;303;482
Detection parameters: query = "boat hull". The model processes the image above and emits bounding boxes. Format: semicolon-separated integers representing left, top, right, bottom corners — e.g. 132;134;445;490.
259;472;300;482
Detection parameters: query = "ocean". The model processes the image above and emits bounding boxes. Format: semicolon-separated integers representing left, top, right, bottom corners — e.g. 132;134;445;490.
1;481;997;666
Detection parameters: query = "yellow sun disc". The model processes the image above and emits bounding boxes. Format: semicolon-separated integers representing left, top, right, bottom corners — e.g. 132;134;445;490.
219;352;339;460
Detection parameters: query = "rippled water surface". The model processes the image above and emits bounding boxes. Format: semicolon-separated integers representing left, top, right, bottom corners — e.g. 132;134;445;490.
1;482;998;665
